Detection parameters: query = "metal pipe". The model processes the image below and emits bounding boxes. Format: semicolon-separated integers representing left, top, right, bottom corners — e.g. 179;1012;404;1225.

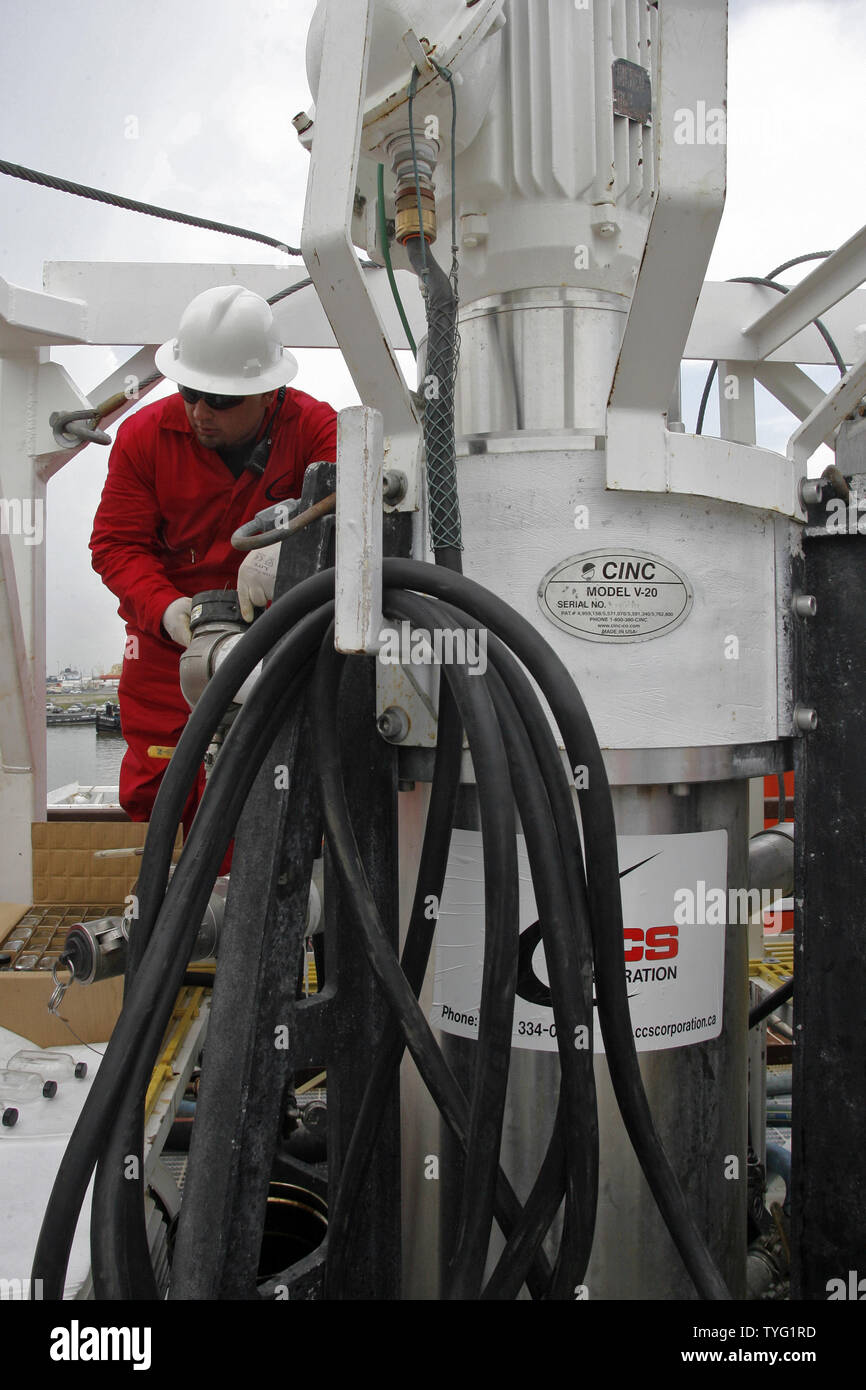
748;822;794;895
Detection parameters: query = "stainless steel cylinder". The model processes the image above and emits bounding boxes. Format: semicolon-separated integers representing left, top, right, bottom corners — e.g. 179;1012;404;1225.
454;290;627;439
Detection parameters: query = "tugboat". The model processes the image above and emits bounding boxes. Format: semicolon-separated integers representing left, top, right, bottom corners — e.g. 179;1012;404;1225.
94;701;122;734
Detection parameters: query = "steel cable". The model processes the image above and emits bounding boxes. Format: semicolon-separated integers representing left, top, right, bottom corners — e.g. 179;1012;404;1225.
0;157;300;254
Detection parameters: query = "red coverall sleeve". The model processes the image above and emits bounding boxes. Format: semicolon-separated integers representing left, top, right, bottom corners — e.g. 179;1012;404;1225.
89;422;184;637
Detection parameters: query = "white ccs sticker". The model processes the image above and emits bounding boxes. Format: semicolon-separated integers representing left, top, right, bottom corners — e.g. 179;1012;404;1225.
431;829;727;1054
538;549;693;643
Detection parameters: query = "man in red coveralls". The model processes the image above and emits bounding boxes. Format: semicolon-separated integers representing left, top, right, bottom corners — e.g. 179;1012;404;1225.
90;284;337;837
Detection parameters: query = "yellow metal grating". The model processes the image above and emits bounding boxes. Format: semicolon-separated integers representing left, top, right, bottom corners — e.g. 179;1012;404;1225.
303;940;318;996
145;986;207;1122
750;938;794;991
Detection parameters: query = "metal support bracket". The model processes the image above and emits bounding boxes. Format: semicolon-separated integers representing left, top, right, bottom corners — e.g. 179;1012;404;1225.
335;405;384;655
605;0;807;520
606;0;727;499
301;0;422;513
743;223;866;361
787;347;866;471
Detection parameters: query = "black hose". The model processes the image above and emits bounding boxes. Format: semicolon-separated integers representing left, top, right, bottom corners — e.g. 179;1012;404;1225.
410;596;598;1298
90;627;330;1300
33;559;731;1302
310;629;521;1301
381;560;732;1302
32;578;336;1299
183;971;216;987
323;596;596;1300
322;673;470;1295
475;655;596;1297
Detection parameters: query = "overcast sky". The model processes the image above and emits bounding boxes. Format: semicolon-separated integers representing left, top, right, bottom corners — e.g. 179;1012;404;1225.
1;0;864;673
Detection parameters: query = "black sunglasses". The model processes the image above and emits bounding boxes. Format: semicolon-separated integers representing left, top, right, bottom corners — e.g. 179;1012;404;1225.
178;384;247;411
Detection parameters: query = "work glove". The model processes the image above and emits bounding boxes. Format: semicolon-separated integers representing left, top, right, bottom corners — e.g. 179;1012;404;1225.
162;596;192;648
237;543;281;622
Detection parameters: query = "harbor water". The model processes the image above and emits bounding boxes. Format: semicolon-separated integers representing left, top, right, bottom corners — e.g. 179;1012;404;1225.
47;724;126;792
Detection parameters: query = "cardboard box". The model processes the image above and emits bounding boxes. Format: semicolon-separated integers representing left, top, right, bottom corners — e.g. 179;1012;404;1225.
0;821;155;1047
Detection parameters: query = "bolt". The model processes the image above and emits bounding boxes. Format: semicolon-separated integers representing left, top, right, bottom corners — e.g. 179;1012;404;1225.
793;705;818;733
792;593;817;618
670;782;691;797
377;706;410;742
383;470;408;503
799;478;826;507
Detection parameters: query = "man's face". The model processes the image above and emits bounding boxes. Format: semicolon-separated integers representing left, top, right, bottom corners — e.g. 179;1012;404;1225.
183;390;275;450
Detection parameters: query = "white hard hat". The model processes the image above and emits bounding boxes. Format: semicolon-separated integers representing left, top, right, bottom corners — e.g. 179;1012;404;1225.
155;285;298;394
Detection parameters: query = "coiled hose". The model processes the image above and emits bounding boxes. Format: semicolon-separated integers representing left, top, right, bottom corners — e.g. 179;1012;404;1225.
31;559;731;1301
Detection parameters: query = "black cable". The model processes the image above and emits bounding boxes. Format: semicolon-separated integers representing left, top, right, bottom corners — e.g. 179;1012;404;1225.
382;559;732;1302
0;157;300;254
34;559;732;1302
475;655;596;1298
323;673;466;1295
766;252;835;281
695;362;719;438
386;598;539;1297
314;630;556;1302
91;625;330;1300
323;597;597;1300
310;626;520;1301
749;977;794;1029
314;566;727;1298
32;574;337;1299
441;611;597;1299
416;597;598;1298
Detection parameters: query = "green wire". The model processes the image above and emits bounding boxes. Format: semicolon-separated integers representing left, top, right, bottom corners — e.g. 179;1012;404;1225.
377;161;417;359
